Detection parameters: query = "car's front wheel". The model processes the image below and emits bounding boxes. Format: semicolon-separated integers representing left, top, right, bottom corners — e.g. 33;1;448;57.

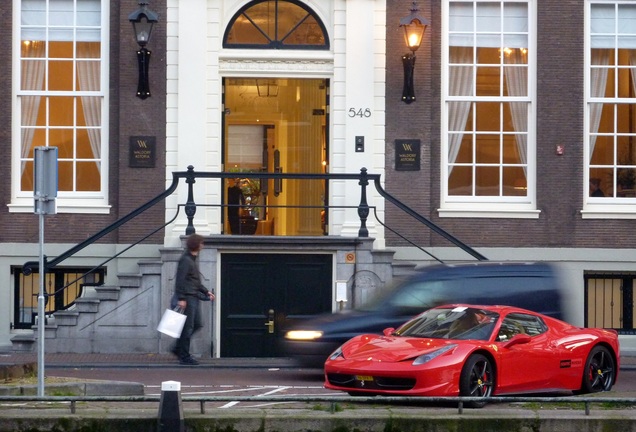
459;353;494;408
579;345;615;393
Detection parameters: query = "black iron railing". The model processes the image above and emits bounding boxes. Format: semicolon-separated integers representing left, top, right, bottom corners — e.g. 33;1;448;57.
23;166;486;277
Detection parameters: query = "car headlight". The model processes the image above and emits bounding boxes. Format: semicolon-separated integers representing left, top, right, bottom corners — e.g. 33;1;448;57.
412;344;456;366
328;346;344;360
285;330;324;341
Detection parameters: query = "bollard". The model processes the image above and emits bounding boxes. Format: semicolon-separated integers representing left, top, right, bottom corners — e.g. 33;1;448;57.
157;380;184;432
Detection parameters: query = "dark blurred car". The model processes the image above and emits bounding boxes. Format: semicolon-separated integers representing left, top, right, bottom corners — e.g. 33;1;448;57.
281;261;567;367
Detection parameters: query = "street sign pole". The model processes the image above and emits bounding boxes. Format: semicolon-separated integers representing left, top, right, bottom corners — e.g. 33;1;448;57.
37;207;45;396
34;147;58;397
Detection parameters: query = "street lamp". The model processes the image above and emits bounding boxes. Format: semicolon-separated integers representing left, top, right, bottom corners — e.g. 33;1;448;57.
399;1;429;104
128;1;159;100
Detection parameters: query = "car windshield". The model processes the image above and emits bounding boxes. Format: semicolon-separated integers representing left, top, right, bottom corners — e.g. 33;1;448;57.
394;306;499;341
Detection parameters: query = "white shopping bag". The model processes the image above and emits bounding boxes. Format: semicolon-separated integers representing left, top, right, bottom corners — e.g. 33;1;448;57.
157;307;186;338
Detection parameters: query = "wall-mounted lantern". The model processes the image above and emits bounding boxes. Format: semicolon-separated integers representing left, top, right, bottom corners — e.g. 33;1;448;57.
399;1;429;104
128;1;159;100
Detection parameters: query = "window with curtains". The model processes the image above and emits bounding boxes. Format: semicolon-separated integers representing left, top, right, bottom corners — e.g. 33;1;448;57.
587;1;636;202
442;0;534;214
14;0;107;211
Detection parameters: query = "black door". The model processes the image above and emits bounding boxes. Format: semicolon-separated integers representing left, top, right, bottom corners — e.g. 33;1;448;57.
220;253;332;357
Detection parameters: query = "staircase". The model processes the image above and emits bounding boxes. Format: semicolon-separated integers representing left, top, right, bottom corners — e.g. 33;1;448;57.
11;260;166;354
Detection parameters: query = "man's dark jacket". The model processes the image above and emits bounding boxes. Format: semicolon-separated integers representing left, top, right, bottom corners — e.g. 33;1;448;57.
175;251;211;301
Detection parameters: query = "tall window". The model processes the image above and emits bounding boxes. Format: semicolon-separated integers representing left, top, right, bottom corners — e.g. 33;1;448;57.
442;0;534;215
15;0;107;212
587;1;636;202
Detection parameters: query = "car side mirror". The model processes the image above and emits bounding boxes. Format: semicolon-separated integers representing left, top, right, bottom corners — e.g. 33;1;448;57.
503;333;531;348
383;328;395;336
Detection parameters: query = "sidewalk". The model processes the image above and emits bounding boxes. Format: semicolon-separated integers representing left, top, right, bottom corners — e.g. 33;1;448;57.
0;352;299;370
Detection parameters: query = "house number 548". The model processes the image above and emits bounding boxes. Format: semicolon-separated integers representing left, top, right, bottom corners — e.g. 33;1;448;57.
348;108;371;118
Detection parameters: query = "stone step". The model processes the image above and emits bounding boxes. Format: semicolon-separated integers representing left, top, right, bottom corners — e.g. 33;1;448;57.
94;286;120;301
52;310;79;326
9;333;35;352
74;298;100;313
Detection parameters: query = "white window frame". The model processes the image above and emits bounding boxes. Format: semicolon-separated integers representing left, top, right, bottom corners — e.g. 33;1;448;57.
9;0;110;214
582;0;636;219
439;0;538;219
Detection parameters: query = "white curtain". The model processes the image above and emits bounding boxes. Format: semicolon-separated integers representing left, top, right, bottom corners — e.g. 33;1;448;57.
447;47;474;175
77;43;102;172
504;50;528;176
20;41;46;174
588;50;610;160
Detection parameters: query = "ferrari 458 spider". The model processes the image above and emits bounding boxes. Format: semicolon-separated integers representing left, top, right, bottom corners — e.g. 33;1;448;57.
324;304;619;406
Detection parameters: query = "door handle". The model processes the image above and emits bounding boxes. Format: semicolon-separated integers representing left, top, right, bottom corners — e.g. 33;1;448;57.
265;309;275;334
265;319;274;334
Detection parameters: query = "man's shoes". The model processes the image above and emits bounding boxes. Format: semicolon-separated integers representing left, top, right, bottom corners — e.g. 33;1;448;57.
179;356;199;365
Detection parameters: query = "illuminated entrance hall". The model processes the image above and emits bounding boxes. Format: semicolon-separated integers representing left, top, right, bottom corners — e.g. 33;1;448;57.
223;78;328;236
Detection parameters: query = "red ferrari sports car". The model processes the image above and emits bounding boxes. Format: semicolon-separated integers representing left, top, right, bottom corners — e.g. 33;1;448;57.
324;304;619;406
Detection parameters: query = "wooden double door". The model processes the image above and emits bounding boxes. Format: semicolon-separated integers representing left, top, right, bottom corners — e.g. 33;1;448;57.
220;253;332;357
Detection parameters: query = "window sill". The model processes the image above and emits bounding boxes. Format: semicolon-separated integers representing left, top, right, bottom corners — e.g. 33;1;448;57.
8;203;111;214
581;208;636;219
438;208;541;219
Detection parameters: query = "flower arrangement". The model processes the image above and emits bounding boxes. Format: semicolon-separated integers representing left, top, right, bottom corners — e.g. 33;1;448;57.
240;178;261;200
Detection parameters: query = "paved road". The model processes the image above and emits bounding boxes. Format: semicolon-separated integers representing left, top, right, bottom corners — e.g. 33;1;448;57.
45;362;636;401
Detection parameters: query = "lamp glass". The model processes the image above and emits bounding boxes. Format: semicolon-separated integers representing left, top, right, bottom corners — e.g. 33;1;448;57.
403;20;425;53
132;18;154;47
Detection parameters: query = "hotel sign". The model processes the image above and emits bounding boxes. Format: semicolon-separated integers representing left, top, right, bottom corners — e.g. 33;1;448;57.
129;136;156;168
395;139;420;171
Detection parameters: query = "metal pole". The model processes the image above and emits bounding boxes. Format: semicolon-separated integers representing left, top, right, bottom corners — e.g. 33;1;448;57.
37;210;45;397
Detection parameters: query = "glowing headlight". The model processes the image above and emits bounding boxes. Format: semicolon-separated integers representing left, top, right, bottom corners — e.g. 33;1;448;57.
412;344;456;366
329;346;344;360
285;330;324;341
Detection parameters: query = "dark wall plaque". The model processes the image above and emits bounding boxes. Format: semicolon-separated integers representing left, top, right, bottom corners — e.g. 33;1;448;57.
395;139;420;171
129;136;156;168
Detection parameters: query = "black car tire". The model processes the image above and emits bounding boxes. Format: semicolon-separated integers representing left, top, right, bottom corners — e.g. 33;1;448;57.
459;353;494;408
579;345;615;394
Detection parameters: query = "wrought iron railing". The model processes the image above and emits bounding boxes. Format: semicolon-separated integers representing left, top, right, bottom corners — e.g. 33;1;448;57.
20;166;487;311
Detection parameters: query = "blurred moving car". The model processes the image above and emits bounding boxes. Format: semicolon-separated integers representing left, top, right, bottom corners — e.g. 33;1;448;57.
324;304;619;407
282;262;567;367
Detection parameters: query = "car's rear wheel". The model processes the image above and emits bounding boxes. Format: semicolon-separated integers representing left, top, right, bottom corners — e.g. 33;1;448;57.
459;353;494;408
579;345;615;393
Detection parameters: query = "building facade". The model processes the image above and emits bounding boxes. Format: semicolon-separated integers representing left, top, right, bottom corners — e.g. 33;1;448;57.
1;0;635;356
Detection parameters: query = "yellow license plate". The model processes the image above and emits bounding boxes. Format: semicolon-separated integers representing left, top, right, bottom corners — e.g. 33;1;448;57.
355;375;374;382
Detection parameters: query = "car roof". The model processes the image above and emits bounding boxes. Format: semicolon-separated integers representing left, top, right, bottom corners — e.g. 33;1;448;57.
407;261;557;281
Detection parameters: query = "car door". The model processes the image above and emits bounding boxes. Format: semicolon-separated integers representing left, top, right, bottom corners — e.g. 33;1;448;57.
495;313;557;394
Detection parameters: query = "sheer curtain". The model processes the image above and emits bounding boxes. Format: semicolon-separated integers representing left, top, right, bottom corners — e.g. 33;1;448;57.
20;41;45;174
588;50;610;159
504;49;528;177
448;47;474;174
77;43;102;172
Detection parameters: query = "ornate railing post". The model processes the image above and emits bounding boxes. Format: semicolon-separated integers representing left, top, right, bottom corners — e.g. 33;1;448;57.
185;165;197;235
357;167;369;237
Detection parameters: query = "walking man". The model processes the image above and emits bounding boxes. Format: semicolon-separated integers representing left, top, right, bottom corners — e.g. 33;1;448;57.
174;234;215;365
